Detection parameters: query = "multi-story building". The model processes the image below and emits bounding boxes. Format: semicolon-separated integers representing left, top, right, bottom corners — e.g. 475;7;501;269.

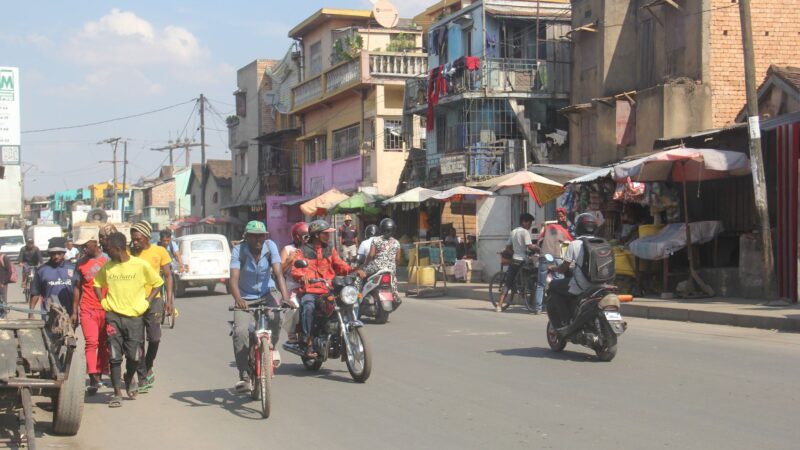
186;160;233;222
562;0;800;166
403;0;572;190
289;8;427;198
227;59;279;224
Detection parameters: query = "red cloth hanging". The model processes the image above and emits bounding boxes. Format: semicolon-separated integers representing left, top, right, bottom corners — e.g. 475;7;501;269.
426;66;447;131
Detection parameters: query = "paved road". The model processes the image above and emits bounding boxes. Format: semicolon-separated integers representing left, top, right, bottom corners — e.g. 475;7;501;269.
5;285;800;449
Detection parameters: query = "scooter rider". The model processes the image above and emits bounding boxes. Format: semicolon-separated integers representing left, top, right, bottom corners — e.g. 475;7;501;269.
360;218;402;308
356;224;379;266
548;213;600;334
291;220;364;358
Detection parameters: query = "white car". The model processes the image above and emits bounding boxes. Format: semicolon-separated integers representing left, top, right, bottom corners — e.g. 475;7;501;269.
0;229;25;262
173;234;231;297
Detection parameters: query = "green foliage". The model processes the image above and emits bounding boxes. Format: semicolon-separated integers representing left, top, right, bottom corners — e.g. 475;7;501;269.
386;33;416;52
332;34;364;64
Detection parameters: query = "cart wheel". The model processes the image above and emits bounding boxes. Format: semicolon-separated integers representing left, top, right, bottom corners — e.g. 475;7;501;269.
53;344;86;435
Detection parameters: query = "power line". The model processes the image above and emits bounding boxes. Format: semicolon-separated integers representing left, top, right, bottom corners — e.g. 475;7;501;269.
22;99;197;134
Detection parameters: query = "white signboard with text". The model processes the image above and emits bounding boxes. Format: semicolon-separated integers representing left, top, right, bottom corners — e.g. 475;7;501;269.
0;67;20;164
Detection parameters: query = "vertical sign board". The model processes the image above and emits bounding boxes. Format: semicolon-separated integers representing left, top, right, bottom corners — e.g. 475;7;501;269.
0;67;22;216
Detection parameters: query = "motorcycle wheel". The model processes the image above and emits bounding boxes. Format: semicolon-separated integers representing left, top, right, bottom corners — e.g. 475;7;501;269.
488;272;512;311
259;336;272;418
301;356;323;371
373;295;389;324
595;319;618;362
344;327;372;383
546;321;566;352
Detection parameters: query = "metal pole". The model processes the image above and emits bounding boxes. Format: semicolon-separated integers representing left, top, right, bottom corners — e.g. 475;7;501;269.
122;140;128;219
739;0;776;298
112;140;118;210
200;94;207;218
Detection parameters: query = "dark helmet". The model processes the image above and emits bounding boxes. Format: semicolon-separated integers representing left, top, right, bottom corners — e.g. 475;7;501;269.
290;222;309;242
364;224;379;239
308;220;334;238
574;213;599;236
379;218;396;237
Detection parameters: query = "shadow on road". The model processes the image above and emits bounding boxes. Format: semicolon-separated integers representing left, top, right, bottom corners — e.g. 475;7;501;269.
170;388;263;420
177;289;227;299
279;362;354;383
489;346;597;362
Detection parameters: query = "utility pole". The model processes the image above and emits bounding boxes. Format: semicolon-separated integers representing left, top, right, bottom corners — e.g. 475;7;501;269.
98;137;122;210
151;138;202;170
200;94;207;218
122;140;128;220
739;0;776;298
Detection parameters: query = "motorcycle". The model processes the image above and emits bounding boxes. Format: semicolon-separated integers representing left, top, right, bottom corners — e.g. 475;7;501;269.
357;269;396;324
282;260;372;383
544;274;629;362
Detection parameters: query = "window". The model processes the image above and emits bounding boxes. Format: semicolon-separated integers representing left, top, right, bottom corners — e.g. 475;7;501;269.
639;19;656;88
309;41;322;77
332;124;361;160
384;119;404;151
235;91;246;117
462;29;472;57
212;192;219;204
316;136;327;161
304;140;316;164
190;239;224;252
435;116;446;153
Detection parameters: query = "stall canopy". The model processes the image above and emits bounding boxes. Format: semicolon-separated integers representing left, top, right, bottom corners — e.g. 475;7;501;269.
433;186;494;246
490;170;564;206
614;147;751;297
300;188;350;216
329;191;386;215
383;187;441;204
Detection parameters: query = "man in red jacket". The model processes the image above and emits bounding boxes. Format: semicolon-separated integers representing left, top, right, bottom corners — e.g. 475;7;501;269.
292;220;363;358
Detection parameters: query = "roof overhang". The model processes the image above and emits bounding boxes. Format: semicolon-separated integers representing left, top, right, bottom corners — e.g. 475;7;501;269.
289;9;372;39
558;103;594;115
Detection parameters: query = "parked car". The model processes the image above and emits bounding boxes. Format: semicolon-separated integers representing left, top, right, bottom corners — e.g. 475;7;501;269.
173;234;231;297
0;229;25;262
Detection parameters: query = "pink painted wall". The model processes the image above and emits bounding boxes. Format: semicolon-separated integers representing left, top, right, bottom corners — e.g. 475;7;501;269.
303;156;363;196
266;194;304;247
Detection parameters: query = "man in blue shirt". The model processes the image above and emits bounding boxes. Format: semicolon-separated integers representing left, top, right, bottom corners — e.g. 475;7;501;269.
29;237;75;318
229;220;291;392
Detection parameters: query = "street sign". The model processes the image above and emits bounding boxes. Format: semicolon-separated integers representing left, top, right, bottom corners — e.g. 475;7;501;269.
0;67;21;153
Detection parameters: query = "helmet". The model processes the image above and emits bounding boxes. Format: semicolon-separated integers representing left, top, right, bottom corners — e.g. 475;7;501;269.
308;220;334;237
364;224;379;239
379;218;396;237
574;213;599;236
291;222;309;243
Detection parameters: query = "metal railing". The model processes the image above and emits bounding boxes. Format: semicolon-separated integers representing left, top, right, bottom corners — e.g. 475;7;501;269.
405;141;524;187
326;59;361;93
293;75;323;108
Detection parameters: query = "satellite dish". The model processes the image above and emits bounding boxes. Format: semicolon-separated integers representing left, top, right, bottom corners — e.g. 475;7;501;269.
373;0;399;29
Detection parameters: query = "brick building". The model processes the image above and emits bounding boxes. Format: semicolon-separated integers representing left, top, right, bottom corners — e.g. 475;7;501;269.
563;0;800;165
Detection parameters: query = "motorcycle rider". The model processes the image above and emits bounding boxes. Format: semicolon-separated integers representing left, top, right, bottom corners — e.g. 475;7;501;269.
280;222;308;344
360;218;402;308
495;213;539;312
548;213;601;335
356;224;379;266
291;220;364;358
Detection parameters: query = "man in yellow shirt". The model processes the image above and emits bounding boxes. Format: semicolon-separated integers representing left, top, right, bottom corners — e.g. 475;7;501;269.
130;220;172;393
93;232;163;407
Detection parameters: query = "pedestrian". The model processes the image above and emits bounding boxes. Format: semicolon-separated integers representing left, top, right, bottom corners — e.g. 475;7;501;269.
0;250;15;318
71;226;110;394
495;213;539;312
158;229;187;273
338;215;358;263
93;231;163;407
98;224;119;259
532;222;572;314
65;238;80;261
28;237;75;319
129;221;172;393
229;220;291;392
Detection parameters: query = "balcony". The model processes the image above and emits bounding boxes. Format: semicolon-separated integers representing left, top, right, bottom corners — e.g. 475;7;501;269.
404;58;571;111
405;141;525;188
292;51;428;112
228;121;247;150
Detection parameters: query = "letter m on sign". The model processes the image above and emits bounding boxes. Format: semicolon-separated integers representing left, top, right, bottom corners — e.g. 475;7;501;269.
0;70;15;101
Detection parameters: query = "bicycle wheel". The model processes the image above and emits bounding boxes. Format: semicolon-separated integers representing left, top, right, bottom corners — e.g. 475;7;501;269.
488;271;513;311
523;277;539;313
258;336;272;418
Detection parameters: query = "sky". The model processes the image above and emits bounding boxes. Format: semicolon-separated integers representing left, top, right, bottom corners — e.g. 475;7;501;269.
1;0;431;197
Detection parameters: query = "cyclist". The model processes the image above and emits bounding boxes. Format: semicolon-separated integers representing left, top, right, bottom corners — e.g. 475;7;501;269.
93;231;163;407
158;229;187;273
280;222;308;344
229;220;290;393
494;213;539;313
291;220;363;359
18;238;42;287
129;221;172;393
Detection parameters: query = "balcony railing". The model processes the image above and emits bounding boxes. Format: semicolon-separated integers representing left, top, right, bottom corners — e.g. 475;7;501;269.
292;51;428;111
405;141;524;188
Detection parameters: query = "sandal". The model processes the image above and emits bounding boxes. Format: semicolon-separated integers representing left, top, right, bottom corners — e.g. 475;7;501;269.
139;372;155;393
125;379;138;399
109;396;123;408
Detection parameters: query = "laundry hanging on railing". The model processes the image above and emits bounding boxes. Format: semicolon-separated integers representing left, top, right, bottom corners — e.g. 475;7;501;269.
426;66;447;131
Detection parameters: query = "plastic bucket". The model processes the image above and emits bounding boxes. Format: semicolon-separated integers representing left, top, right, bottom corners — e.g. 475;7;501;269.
614;247;635;278
409;266;436;286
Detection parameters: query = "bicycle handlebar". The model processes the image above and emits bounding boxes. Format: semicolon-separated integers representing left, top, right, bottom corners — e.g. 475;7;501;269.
228;305;289;312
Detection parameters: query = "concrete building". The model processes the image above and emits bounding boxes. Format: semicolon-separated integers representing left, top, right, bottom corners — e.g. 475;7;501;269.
289;8;427;198
562;0;800;166
186;160;233;221
227;59;279;224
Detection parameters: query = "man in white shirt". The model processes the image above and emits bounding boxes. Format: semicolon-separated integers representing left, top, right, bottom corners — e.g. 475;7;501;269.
65;239;80;261
356;224;379;266
495;213;539;312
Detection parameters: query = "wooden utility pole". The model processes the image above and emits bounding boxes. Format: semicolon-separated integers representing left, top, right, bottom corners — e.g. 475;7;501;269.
739;0;776;298
98;137;122;210
151;139;201;170
200;94;207;218
121;140;128;219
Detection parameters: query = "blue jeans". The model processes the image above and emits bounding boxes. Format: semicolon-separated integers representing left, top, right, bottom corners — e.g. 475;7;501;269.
534;255;562;312
300;294;318;337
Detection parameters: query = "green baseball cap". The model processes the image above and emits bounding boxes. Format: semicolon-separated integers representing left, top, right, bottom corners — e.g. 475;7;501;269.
245;220;268;235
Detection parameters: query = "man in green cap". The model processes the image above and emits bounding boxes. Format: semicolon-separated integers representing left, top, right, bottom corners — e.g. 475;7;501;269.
229;220;291;392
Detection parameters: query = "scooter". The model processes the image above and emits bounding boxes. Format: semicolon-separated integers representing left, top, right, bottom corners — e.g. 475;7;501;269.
358;269;396;324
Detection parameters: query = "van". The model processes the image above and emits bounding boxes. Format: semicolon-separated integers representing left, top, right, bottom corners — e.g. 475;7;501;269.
26;224;63;255
0;229;25;262
173;234;231;297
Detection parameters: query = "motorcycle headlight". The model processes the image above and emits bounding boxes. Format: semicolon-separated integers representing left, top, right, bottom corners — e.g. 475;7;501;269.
340;285;359;305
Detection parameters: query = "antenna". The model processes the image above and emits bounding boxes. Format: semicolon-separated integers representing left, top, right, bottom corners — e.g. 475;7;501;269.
373;0;399;29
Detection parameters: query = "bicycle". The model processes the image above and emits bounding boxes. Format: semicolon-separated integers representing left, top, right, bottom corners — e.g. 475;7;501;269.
488;254;538;312
22;265;36;307
228;301;286;419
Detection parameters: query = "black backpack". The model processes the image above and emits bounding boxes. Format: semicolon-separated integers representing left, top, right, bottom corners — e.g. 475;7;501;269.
579;237;615;284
